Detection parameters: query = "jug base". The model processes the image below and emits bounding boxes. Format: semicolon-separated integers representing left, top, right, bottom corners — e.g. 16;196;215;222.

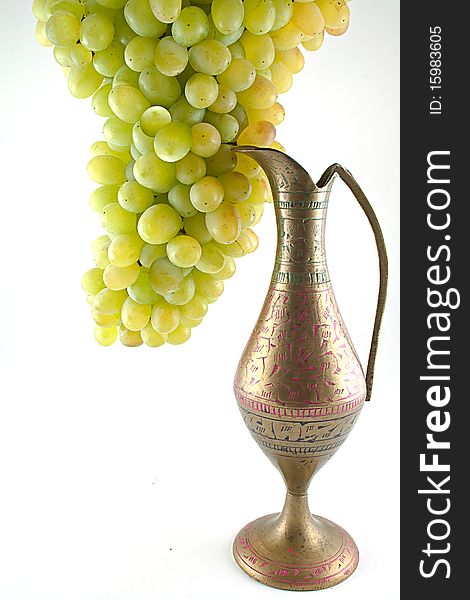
233;513;359;591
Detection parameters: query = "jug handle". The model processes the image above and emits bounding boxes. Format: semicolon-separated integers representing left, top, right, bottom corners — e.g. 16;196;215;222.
317;164;389;402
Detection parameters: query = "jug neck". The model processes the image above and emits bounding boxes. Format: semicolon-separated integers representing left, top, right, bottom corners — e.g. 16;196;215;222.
272;183;333;289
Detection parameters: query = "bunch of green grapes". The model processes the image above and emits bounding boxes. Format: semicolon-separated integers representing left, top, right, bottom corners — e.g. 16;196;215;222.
33;0;351;347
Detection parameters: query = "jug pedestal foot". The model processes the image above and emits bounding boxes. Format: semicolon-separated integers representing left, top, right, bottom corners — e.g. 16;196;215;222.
233;513;359;591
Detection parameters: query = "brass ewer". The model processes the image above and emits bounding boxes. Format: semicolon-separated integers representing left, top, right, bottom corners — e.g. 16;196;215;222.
232;148;388;591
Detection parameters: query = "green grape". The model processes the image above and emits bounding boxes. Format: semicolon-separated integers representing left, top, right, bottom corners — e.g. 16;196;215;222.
104;263;140;290
181;293;208;319
114;9;137;45
271;0;295;31
190;123;221;158
211;0;244;35
185;73;219;109
108;232;144;267
118;180;153;215
139;66;182;107
70;44;93;68
243;0;276;35
126;159;137;179
190;176;224;212
217;58;255;92
218;171;252;203
151;301;180;334
176;151;207;184
270;21;303;50
230;103;249;132
141;323;167;347
154;121;193;162
316;0;349;30
134;152;177;193
87;155;127;185
92;235;112;268
228;40;245;59
86;0;118;18
169;97;206;126
257;67;272;80
164;274;196;305
140;106;172;136
132;122;154;155
46;11;80;46
93;40;125;78
168;183;198;217
275;47;305;74
235;152;261;178
183;212;212;244
92;309;120;327
237;75;278;109
140;243;167;269
251;201;265;225
270;60;293;93
213;22;245;46
249;172;272;203
149;0;182;23
179;314;202;328
236;200;257;228
92;83;113;117
119;326;144;346
94;288;128;314
245;227;259;252
94;325;118;346
53;45;73;67
203;112;239;143
108;85;150;123
113;64;140;88
89;185;119;212
81;268;106;295
246;102;285;125
238;119;276;146
196;242;225;274
217;228;252;257
208;85;237;114
103;117;134;149
205;144;237;177
167;235;202;268
124;0;168;38
100;203;137;234
240;31;275;69
205;201;241;244
128;271;161;304
121;297;151;331
68;63;103;98
80;13;114;51
138;203;182;244
124;36;158;72
90;141;131;162
212;255;236;280
32;0;49;21
95;0;127;9
193;269;224;299
149;256;184;294
292;2;325;37
172;6;210;47
154;37;189;77
167;324;191;345
302;30;324;51
188;40;231;76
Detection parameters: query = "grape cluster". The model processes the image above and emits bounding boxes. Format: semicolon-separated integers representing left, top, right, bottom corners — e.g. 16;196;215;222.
33;0;351;347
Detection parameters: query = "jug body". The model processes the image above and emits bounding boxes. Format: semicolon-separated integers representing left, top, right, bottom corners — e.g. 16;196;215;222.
234;180;366;492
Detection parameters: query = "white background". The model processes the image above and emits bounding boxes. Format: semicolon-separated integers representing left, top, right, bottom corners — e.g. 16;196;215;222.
0;2;399;599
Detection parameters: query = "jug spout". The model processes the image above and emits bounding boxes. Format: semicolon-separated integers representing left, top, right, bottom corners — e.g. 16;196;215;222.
235;146;318;194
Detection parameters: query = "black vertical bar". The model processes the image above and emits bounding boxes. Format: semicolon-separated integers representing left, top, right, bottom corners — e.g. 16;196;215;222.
401;1;467;596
